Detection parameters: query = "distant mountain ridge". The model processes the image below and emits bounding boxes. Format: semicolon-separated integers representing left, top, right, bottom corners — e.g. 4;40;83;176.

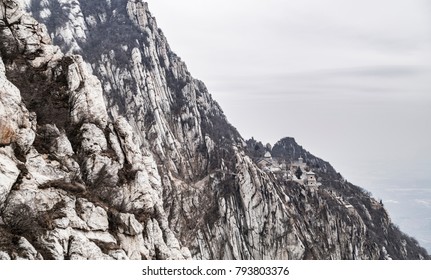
0;0;428;259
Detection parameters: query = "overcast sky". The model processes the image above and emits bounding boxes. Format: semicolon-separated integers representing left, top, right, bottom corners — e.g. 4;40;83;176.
145;0;431;165
146;0;431;248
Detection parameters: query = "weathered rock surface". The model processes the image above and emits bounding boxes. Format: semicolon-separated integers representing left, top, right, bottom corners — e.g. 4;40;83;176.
0;0;189;260
0;0;428;260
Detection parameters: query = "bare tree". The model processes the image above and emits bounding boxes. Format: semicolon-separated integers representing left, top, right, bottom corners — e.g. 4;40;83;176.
3;203;40;237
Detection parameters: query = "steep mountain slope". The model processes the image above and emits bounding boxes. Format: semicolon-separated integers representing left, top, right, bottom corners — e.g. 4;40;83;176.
0;0;428;259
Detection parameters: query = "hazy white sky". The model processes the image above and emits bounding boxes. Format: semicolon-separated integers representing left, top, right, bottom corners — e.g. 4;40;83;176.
146;0;431;169
145;0;431;250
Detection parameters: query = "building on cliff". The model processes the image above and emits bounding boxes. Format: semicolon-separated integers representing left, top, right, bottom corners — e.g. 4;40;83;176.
256;151;281;172
289;157;322;188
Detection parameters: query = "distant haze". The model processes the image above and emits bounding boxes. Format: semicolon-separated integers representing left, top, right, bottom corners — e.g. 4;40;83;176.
146;0;431;251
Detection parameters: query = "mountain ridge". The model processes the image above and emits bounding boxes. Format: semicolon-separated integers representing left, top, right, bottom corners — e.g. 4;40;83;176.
0;0;428;259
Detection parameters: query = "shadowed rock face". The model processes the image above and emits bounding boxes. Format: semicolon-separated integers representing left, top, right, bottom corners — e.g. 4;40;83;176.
0;0;428;260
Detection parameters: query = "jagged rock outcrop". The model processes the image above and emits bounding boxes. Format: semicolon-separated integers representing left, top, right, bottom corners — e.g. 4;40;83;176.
0;0;189;260
0;0;428;260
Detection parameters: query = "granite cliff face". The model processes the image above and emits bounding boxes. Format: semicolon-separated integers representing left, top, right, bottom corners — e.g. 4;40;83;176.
0;0;428;260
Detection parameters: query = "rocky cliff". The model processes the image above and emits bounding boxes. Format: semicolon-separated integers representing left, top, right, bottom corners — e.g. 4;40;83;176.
0;0;428;260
